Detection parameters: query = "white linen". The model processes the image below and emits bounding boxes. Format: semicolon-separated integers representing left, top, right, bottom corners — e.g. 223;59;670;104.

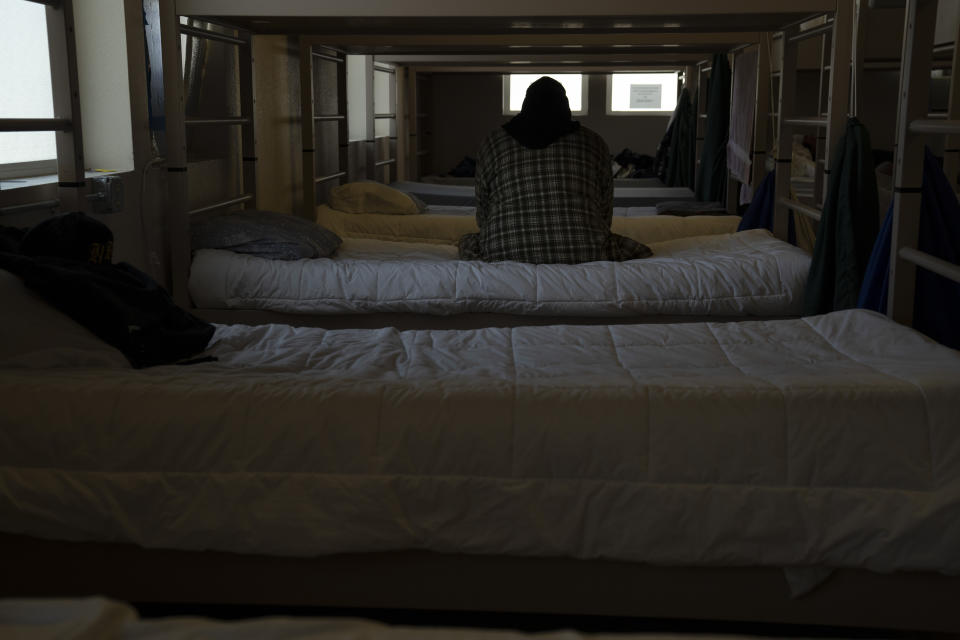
2;310;960;573
188;229;810;317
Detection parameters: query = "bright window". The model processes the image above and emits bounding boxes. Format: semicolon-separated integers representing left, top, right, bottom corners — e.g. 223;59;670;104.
502;74;587;115
608;72;680;114
0;0;57;178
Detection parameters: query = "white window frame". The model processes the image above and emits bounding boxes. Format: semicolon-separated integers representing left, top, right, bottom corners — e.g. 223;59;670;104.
605;71;681;116
501;74;588;116
0;0;84;192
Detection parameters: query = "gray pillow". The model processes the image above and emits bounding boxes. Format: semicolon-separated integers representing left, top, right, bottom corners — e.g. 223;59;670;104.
191;210;342;260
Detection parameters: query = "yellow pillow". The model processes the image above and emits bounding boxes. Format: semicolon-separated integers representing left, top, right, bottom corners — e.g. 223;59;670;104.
329;181;423;215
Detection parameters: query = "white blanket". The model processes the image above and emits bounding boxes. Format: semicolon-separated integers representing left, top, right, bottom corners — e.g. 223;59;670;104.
1;310;959;573
189;229;810;317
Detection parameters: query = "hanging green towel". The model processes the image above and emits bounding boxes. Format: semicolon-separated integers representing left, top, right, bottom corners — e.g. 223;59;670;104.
694;53;730;202
803;117;880;315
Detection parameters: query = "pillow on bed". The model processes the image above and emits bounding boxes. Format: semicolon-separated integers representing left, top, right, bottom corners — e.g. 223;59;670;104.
0;269;130;369
329;181;425;215
191;209;341;260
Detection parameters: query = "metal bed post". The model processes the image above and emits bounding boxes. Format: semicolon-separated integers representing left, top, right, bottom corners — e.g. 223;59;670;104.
752;34;773;190
772;24;801;240
725;51;738;215
395;67;408;181
694;59;710;190
887;0;960;323
406;68;420;181
44;0;85;212
363;56;376;180
823;0;854;205
158;0;190;306
299;38;316;218
942;20;960;192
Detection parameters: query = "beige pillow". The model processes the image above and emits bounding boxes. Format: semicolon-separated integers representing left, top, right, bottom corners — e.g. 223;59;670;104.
329;182;423;215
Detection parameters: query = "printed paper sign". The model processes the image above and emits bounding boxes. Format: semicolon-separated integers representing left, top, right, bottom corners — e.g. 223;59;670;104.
629;84;662;109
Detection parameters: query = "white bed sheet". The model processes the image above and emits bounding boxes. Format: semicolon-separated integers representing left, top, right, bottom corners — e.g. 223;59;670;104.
188;229;810;317
1;310;959;573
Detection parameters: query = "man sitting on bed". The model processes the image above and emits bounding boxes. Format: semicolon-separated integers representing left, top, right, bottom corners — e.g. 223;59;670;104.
458;76;652;264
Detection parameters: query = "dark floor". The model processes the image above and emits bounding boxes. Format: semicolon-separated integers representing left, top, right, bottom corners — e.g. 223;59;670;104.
132;603;950;639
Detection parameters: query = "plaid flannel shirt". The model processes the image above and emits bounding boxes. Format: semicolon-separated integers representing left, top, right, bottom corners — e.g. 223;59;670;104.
459;126;650;264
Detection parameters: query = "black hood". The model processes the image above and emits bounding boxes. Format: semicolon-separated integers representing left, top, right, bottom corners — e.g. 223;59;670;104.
502;76;580;149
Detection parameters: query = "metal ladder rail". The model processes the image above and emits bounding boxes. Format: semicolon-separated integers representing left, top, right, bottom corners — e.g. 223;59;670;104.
887;0;960;324
771;1;854;240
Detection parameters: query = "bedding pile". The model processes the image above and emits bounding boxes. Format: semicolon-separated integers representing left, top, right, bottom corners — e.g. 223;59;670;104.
1;309;959;573
189;229;808;317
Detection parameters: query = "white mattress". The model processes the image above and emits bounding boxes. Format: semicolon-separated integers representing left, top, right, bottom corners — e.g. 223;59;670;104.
189;229;810;317
2;310;960;573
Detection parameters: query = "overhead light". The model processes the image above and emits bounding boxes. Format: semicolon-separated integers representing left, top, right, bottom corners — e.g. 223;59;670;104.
562;22;584;29
611;44;633;48
509;60;532;64
614;23;633;29
562;44;583;48
511;22;532;29
562;60;582;64
509;45;532;48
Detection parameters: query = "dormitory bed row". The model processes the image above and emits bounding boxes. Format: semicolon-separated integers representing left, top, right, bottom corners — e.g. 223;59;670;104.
3;0;960;635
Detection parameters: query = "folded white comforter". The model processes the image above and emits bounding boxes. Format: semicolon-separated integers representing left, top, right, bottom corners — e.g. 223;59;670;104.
189;229;810;317
1;310;958;572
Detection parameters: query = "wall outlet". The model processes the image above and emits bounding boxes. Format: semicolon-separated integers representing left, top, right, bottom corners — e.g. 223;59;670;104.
89;175;124;214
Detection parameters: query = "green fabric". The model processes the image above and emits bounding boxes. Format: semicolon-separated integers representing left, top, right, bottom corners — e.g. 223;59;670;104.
694;53;730;202
665;89;696;188
803;117;880;315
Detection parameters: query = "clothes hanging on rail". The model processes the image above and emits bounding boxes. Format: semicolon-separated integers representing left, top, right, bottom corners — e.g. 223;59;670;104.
662;88;696;189
694;53;730;203
736;169;796;246
858;148;960;350
803;117;879;315
727;49;758;189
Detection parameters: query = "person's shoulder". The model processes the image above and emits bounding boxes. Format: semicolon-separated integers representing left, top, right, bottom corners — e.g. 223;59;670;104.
577;126;608;149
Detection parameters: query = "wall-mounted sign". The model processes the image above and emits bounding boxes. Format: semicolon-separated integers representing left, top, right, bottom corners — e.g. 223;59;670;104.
629;84;662;109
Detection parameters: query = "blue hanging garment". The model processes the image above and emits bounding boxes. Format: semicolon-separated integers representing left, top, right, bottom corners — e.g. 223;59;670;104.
737;170;796;245
858;148;960;349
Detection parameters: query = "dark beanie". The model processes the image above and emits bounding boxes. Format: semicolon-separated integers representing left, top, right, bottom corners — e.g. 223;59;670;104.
19;212;114;264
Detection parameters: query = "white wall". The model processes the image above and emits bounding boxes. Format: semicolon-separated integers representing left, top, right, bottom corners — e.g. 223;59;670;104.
74;0;135;172
347;55;369;142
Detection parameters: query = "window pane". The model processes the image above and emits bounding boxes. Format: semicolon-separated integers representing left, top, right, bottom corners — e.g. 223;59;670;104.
508;74;583;113
0;0;56;164
610;72;679;113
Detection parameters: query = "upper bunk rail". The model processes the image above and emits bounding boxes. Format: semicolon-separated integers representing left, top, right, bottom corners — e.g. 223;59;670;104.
899;247;960;285
778;197;823;222
0;118;72;132
784;117;828;128
188;193;254;215
908;119;960;135
185;117;252;126
179;24;247;46
312;51;344;64
787;20;834;42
